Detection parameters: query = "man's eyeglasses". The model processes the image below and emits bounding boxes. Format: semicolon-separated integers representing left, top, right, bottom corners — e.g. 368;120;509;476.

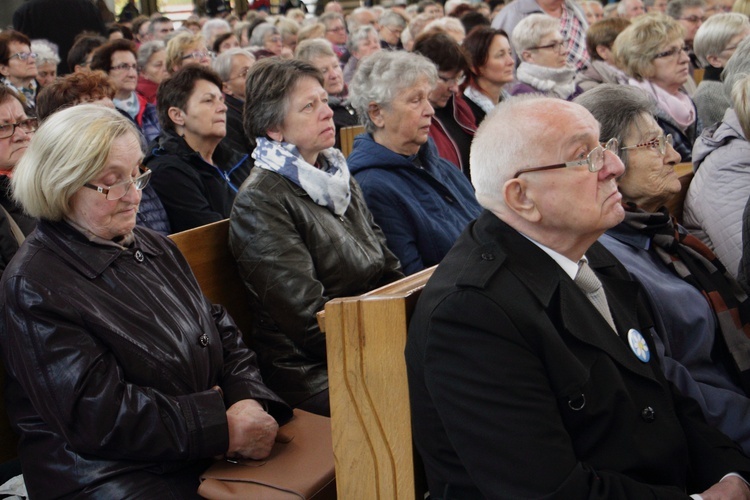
528;41;565;53
9;52;37;61
182;51;213;61
513;138;619;178
0;118;38;139
438;73;466;86
653;45;689;59
83;165;152;201
620;133;673;156
111;63;138;72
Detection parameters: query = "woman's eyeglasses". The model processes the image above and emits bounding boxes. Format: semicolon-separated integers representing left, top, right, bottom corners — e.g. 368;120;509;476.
83;165;152;200
620;133;674;156
0;118;38;139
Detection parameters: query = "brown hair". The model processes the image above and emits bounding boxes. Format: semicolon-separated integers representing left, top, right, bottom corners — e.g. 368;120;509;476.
90;38;137;73
157;64;224;133
586;18;631;62
0;30;31;66
36;71;117;121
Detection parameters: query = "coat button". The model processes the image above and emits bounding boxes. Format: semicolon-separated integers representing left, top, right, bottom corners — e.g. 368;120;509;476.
641;406;655;422
134;250;144;263
199;334;209;347
481;253;494;261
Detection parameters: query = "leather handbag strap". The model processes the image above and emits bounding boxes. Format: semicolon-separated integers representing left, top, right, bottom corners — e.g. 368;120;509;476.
0;205;25;246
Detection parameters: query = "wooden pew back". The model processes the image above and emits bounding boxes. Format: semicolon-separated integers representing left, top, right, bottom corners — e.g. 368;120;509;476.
339;125;365;159
169;219;254;337
322;267;435;500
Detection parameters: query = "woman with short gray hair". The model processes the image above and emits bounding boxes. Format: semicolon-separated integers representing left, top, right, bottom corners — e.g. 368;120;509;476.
343;25;381;84
577;84;750;458
136;40;166;104
684;37;750;278
509;14;582;100
379;10;407;50
30;40;60;88
231;57;403;416
348;50;481;275
249;23;283;58
692;13;750;127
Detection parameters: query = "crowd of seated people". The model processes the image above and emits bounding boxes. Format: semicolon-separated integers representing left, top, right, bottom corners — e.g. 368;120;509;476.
4;0;750;496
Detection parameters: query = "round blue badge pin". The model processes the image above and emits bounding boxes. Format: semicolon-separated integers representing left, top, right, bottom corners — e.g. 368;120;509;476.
627;328;650;363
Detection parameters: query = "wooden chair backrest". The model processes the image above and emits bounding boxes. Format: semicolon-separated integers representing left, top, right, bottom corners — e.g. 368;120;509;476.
664;162;694;224
322;266;436;500
339;125;365;158
169;219;254;337
693;68;705;85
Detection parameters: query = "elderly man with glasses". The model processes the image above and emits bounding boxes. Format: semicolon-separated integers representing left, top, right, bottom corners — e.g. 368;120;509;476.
406;94;750;498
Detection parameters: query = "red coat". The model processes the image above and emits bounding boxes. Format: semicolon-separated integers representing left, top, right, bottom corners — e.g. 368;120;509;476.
429;93;477;174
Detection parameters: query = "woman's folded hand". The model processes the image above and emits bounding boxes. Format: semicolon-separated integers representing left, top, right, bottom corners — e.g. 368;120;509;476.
225;399;279;460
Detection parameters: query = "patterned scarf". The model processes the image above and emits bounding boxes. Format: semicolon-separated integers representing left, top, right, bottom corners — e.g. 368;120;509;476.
622;204;750;392
252;137;351;216
559;4;589;71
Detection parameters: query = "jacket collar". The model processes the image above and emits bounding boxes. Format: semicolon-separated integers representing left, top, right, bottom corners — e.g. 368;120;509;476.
35;220;163;279
348;133;442;174
468;212;655;379
603;223;651;251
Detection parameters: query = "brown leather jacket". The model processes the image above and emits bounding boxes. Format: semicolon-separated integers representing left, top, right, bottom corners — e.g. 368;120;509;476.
0;220;291;499
229;169;403;407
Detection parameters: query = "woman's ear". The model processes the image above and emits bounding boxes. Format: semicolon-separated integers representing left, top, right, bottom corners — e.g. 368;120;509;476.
168;106;185;127
368;102;385;128
503;178;541;222
520;50;534;64
266;126;283;142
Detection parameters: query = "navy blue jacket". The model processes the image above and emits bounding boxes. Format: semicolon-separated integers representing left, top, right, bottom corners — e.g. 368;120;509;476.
347;134;481;275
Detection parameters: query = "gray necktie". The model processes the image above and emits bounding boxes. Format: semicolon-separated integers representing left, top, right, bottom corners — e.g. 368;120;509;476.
575;260;617;333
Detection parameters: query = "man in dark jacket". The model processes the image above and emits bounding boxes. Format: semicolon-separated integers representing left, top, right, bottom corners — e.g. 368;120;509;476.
407;95;750;498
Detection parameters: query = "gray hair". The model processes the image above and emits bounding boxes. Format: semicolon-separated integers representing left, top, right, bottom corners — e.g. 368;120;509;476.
574;84;656;168
12;104;140;221
347;25;379;53
666;0;706;18
202;18;231;42
693;13;749;66
348;7;375;32
732;73;750;139
249;23;279;47
723;36;750;96
422;16;465;36
349;50;437;134
380;10;407;29
511;13;560;53
30;40;60;66
212;47;255;81
295;38;336;61
136;40;165;71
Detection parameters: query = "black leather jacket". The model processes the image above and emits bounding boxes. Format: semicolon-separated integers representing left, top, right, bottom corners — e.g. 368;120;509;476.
229;169;403;406
0;220;290;499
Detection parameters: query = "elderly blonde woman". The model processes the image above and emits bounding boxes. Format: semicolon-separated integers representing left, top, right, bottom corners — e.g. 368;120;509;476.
343;25;381;84
614;14;700;161
693;12;750;127
348;50;482;275
578;83;750;457
136;40;167;104
1;104;290;499
684;37;750;277
509;14;582;100
231;58;403;415
30;40;59;88
296;39;359;148
165;32;212;74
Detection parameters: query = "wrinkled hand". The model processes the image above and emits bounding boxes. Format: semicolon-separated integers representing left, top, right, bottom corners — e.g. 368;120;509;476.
699;475;750;500
226;399;278;460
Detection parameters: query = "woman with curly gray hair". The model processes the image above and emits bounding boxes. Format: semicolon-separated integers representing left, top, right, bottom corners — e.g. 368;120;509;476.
229;57;403;416
348;50;481;275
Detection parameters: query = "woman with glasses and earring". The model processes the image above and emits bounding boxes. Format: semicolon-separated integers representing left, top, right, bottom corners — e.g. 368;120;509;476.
165;32;213;75
90;39;161;144
0;104;291;499
577;83;750;458
0;31;39;115
508;14;583;101
0;87;37;279
614;14;700;161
